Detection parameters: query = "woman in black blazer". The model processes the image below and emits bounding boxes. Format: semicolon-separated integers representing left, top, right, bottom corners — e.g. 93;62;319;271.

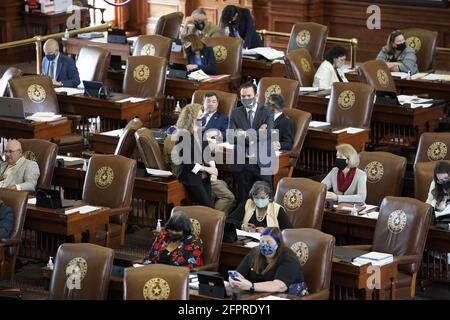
174;103;217;207
182;34;218;75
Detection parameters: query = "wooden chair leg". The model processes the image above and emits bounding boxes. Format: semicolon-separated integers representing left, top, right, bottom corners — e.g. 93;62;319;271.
410;272;417;298
120;222;126;246
10;255;17;281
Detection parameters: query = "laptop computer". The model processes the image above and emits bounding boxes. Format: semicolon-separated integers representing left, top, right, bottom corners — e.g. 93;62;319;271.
197;271;232;298
0;97;30;119
375;90;401;106
83;80;104;98
168;63;188;79
109;55;123;71
35;187;82;210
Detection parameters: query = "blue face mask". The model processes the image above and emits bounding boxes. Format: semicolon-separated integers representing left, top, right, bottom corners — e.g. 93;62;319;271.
254;198;269;208
260;243;277;256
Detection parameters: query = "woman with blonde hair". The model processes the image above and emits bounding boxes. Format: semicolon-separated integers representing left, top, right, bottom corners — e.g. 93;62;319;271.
182;34;217;75
321;144;367;203
174;103;217;207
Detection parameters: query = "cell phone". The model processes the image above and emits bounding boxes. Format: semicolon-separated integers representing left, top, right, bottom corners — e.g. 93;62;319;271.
228;270;240;281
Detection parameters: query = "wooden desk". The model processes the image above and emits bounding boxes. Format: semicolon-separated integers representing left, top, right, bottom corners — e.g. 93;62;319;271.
56;93;155;131
62;37;131;60
241;59;288;79
298;94;445;149
165;77;234;99
24;12;72;37
0;117;71;143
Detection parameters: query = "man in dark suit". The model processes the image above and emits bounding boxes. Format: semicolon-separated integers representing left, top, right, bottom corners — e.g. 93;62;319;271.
42;39;80;88
0;201;13;239
201;92;229;140
266;93;294;151
228;82;275;203
220;5;262;49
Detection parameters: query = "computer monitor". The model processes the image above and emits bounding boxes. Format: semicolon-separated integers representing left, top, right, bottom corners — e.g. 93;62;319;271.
0;97;26;119
36;187;81;209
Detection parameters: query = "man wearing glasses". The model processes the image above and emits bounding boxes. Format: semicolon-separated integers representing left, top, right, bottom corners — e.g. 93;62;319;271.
0;139;40;191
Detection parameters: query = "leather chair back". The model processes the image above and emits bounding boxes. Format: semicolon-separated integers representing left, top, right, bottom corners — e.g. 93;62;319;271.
124;264;189;300
257;77;300;109
191;90;237;119
49;243;114;300
0;189;28;257
326;82;375;129
415;132;450;164
18;138;58;188
403;28;438;72
8;75;59;114
287;22;328;62
285;48;316;87
154;12;184;39
281;108;311;168
114;118;143;157
135;127;167;170
282;228;335;296
359;151;407;205
171;206;225;271
203;37;243;78
414;160;450;202
76;46;111;83
133;35;173;62
358;60;397;93
0;67;22;97
374;196;432;274
123;55;167;99
275;178;326;229
82;155;136;222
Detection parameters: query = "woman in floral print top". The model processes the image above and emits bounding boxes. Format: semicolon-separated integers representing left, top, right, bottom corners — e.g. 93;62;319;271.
144;213;204;269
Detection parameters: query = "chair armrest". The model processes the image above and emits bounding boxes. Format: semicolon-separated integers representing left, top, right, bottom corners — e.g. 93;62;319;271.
341;244;372;251
194;263;218;272
298;289;329;300
393;254;421;266
108;207;130;217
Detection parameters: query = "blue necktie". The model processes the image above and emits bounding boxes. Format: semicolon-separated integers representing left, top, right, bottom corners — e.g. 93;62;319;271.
247;110;254;128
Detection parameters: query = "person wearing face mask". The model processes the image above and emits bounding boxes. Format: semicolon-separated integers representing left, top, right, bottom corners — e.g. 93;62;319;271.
228;82;275;203
41;39;80;88
143;212;204;269
426;161;450;219
182;8;222;39
228;227;308;297
266;94;293;151
219;5;262;49
321;144;367;204
313;46;349;90
174;103;217;207
227;181;292;232
182;34;218;75
376;29;418;74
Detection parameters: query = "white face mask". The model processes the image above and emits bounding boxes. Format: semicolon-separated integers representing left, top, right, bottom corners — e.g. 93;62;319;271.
254;198;270;208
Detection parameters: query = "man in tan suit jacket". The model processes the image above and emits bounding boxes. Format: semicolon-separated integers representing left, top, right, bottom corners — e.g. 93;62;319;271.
0;139;40;192
181;8;222;39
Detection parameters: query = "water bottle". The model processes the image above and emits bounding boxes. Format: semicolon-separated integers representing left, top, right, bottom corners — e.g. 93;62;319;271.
47;257;54;270
406;71;411;80
351;204;358;216
156;219;162;232
63;29;70;40
175;100;182;113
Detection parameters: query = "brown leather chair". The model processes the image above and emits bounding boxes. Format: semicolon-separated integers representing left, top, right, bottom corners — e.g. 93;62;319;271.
282;228;335;300
346;196;432;299
287;22;328;62
76;46;111;83
123;55;167;128
358;60;397;93
124;264;189;300
48;243;114;300
0;67;22;97
285;48;316;87
8;75;84;154
154;11;184;39
171;206;225;272
114;117;143;158
132;35;172;62
414;132;450;164
18;138;58;188
203;36;243;88
0;189;28;280
414;160;450;202
326;82;375;129
82;154;137;247
403;28;438;72
191;90;238;119
257;77;300;109
275;178;326;229
359;151;407;206
134;127;167;170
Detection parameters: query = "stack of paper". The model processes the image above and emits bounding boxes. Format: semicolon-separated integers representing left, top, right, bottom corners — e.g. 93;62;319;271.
422;74;450;81
65;205;101;215
54;87;84;95
353;252;393;266
300;87;320;92
188;69;210;81
236;229;261;241
242;47;285;60
257;295;290;300
332;127;365;134
26;112;62;122
146;168;173;177
56;155;84;166
398;95;434;108
189;275;199;290
27;198;37;205
244;241;260;248
116;97;147;103
391;72;409;79
309;121;330;128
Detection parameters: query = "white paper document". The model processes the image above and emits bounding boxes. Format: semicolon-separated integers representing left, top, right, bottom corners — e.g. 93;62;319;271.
236;229;261;241
309;121;330;128
257;295;290;300
65;205;101;215
26;112;62;122
188;69;210;81
101;129;123;137
410;72;430;80
422;73;450;81
391;72;409;79
146;168;173;177
242;47;285;60
332;127;365;134
55;87;84;95
133;264;145;268
244;241;260;248
27;198;37;205
299;87;320;92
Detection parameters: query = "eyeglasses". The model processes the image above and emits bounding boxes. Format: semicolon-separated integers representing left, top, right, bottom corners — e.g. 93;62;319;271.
253;195;269;200
4;149;20;154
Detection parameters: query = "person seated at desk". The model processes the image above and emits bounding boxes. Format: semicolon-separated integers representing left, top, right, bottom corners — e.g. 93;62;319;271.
144;212;203;269
313;45;349;89
220;5;262;49
321;143;367;204
0;139;40;192
181;8;222;39
41;39;80;88
0;201;13;239
228;227;308;297
426;161;450;219
182;34;218;75
174;103;217;207
376;29;418;75
266;93;293;151
227;181;292;232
